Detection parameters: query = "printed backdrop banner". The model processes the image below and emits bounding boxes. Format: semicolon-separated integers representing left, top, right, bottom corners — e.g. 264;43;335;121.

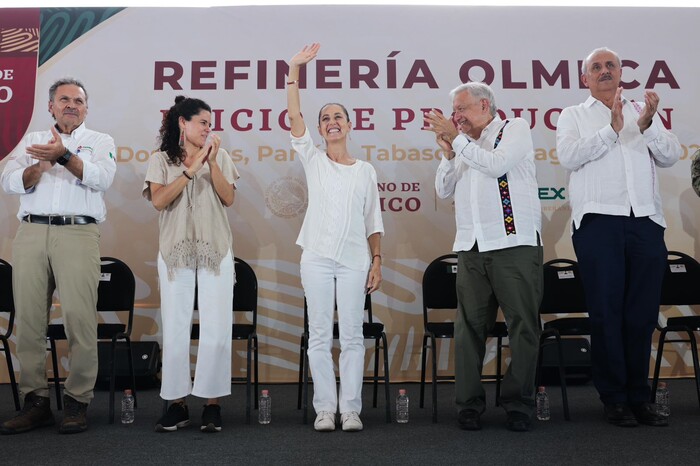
0;8;39;163
1;6;699;383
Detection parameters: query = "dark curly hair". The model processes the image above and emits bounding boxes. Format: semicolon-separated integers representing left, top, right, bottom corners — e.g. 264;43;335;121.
158;96;212;165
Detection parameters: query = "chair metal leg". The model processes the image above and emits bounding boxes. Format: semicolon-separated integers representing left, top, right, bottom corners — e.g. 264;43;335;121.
552;334;570;421
253;334;259;410
431;335;438;423
381;333;391;423
49;338;63;410
245;336;252;424
109;340;117;424
125;337;137;408
2;340;20;410
419;333;429;409
650;329;668;402
495;336;503;407
372;338;380;408
297;335;305;410
535;337;545;387
687;331;700;408
302;340;310;424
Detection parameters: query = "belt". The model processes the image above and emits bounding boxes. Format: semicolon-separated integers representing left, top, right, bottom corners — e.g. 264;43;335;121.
22;215;96;225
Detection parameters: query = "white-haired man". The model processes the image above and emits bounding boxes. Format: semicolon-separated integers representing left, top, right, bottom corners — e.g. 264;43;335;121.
556;47;680;427
425;82;542;432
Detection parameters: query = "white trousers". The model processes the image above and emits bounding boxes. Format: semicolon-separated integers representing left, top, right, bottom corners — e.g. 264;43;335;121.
300;250;368;414
158;251;234;400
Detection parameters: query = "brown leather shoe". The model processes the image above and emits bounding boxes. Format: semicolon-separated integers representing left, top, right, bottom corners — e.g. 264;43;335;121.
0;392;55;435
59;394;89;434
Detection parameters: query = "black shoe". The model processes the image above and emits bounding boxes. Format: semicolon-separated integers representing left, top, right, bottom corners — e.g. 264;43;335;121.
506;411;531;432
457;409;482;431
201;404;222;433
155;402;190;432
604;403;638;427
630;402;668;427
59;395;89;434
0;392;55;435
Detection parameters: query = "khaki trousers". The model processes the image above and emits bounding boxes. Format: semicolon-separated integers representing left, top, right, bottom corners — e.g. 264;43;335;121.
13;221;100;404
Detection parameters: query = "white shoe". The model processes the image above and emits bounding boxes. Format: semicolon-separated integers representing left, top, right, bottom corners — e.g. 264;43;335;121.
314;411;336;432
340;411;363;432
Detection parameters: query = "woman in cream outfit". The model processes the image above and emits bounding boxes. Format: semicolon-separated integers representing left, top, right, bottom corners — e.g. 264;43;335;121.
144;96;239;433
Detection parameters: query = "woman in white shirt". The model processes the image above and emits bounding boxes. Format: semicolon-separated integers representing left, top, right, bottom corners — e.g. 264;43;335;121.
287;44;384;432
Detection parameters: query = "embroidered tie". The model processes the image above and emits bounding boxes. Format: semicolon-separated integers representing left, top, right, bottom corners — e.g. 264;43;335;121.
493;121;516;236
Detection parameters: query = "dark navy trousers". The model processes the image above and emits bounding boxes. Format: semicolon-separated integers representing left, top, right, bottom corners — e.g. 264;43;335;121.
572;213;667;405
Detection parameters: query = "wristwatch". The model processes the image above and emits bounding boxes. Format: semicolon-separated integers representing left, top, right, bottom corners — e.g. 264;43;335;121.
56;149;72;166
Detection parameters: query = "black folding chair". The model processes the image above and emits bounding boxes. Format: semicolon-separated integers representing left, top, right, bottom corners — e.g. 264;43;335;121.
0;258;20;411
297;293;391;424
419;254;507;422
47;257;137;423
651;251;700;406
532;258;588;421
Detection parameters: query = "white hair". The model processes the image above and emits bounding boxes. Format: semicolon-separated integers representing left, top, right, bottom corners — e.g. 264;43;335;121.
449;82;497;117
581;47;621;75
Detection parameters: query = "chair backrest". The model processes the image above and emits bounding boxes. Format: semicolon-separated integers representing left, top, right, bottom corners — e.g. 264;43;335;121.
0;258;15;337
540;259;587;315
233;257;258;328
660;251;700;306
97;257;136;332
421;254;459;328
191;257;258;327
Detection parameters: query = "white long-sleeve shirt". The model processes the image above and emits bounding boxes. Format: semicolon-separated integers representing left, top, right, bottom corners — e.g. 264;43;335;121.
1;123;117;222
435;116;542;253
556;95;681;231
291;127;384;271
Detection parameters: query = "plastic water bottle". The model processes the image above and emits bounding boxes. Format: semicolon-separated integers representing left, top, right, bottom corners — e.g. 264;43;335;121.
396;389;409;423
258;390;271;424
536;386;550;421
120;389;135;425
655;382;670;417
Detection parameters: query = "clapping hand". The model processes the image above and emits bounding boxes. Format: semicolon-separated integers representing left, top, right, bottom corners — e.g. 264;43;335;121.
610;87;624;135
26;126;65;168
189;134;221;174
637;90;659;133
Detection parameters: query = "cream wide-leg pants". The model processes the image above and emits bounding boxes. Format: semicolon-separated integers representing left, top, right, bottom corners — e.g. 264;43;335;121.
158;251;234;400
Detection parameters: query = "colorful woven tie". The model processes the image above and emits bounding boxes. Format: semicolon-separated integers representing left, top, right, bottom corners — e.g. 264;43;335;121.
493;121;516;235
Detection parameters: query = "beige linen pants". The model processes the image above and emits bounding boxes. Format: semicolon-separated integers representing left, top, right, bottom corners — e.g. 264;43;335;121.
13;221;100;404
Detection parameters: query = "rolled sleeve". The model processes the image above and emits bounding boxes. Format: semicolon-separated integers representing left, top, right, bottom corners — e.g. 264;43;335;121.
80;134;116;191
1;135;33;194
363;165;384;237
644;120;682;168
455;119;533;178
435;155;458;199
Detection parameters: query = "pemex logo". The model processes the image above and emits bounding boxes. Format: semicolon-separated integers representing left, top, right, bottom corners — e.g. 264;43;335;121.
0;9;39;162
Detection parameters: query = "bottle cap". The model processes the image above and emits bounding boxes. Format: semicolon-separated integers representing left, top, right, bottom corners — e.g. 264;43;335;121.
399;389;406;395
537;386;546;392
262;389;269;395
124;389;133;395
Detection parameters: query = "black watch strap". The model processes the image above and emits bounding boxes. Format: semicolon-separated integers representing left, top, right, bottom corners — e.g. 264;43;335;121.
57;149;72;166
